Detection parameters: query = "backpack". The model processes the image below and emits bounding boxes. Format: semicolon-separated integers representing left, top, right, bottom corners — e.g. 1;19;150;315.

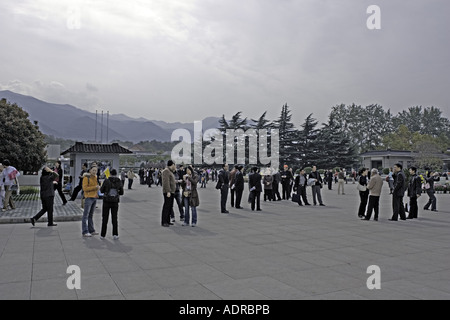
104;180;120;202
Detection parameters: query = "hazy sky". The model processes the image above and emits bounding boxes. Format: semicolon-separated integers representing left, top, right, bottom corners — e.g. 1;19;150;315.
0;0;449;125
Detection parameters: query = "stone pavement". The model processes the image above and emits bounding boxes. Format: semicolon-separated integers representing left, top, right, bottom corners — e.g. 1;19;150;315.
0;182;449;300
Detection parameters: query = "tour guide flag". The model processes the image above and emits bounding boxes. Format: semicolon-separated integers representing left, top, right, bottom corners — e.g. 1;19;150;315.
104;167;110;179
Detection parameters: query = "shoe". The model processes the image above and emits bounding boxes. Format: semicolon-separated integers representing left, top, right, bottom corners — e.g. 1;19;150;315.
298;204;303;206
361;218;369;221
182;223;189;226
100;236;105;240
342;193;346;195
169;222;174;225
48;224;58;227
221;211;229;214
171;218;176;223
113;235;119;240
374;218;378;221
30;218;35;226
406;217;413;220
91;232;99;236
320;204;325;206
180;216;185;220
400;218;407;221
423;208;429;211
235;207;243;209
63;202;67;206
192;223;196;227
83;233;92;237
388;219;397;221
257;209;262;211
305;203;311;206
162;224;170;227
431;209;438;212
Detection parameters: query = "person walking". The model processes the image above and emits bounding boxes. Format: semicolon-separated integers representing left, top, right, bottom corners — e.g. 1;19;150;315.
388;168;394;194
424;171;440;212
309;166;325;206
272;170;282;201
81;165;100;237
407;166;422;220
1;159;20;212
69;163;87;201
127;169;136;190
99;169;124;240
248;167;262;211
294;168;310;206
161;160;176;227
30;167;59;227
389;163;407;221
234;165;245;209
53;161;68;205
181;166;200;227
120;169;127;188
229;165;238;207
281;165;293;200
357;168;369;218
363;169;383;221
263;171;273;201
216;163;230;214
337;169;346;195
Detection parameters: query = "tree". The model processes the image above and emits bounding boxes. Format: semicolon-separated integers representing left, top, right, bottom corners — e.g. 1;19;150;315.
0;99;47;172
274;104;297;167
296;114;320;168
394;106;450;138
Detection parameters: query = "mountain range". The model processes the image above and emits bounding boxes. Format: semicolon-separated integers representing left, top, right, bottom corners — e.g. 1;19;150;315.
0;90;221;143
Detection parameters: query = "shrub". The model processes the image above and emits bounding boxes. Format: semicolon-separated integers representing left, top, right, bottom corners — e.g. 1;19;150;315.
383;168;390;175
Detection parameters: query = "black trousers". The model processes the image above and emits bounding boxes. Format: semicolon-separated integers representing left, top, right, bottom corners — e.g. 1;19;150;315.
101;201;119;237
54;183;67;204
235;188;243;208
392;195;407;220
424;190;437;210
264;189;272;201
298;186;309;205
161;193;174;225
230;188;236;207
408;196;418;219
282;182;290;200
171;190;184;219
70;184;82;201
33;196;55;225
365;195;380;220
251;191;261;211
272;183;281;200
128;179;134;189
358;190;369;217
328;180;333;190
221;185;229;212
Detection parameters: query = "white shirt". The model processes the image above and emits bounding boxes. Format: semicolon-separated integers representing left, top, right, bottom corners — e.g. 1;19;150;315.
1;166;20;187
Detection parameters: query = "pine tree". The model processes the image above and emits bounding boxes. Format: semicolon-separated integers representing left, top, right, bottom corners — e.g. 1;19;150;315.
274;104;297;168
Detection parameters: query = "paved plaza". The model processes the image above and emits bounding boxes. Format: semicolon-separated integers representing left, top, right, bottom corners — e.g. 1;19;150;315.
0;182;449;300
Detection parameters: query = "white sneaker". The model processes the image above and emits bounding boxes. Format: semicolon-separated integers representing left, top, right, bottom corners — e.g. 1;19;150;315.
171;218;176;223
91;232;99;236
182;223;188;226
192;223;196;227
100;236;105;240
113;235;119;240
83;233;92;237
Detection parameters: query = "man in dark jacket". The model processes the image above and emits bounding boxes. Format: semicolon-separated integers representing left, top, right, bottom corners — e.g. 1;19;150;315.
294;168;310;206
407;166;422;220
272;171;282;201
309;166;325;206
389;163;407;221
249;167;262;211
216;164;230;213
100;169;124;239
30;167;59;227
281;165;293;200
234;165;245;209
69;163;87;201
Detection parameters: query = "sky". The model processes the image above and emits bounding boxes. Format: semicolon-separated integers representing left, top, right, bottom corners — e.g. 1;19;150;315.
0;0;449;125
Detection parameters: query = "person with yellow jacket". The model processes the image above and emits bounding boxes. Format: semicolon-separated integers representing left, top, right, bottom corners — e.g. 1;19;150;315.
82;165;100;237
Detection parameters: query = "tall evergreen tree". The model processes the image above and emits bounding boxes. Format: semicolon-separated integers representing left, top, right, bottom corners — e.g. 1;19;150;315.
274;104;297;168
296;114;320;168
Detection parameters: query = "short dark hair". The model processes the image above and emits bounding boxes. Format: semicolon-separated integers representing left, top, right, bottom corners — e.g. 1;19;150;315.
110;169;117;176
252;167;258;173
409;166;417;173
222;163;228;168
167;160;175;167
3;159;10;166
394;163;403;170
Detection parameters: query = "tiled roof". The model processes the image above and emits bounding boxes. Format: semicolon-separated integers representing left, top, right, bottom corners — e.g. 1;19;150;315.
61;142;133;155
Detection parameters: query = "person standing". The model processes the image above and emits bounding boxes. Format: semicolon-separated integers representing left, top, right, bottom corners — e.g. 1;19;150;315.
1;159;20;212
69;163;87;201
249;167;262;211
53;161;68;206
389;163;407;221
229;165;238;207
216;163;230;214
272;170;282;201
388;168;395;194
181;166;200;227
337;169;346;195
309;166;325;206
100;169;124;239
357;168;369;218
424;171;440;212
171;166;185;222
407;167;422;220
127;169;136;190
0;164;4;210
295;168;311;206
363;169;383;221
234;165;245;209
263;171;273;202
161;160;176;227
327;169;333;190
81;165;100;237
30;167;59;227
120;169;127;187
280;165;293;200
139;168;145;185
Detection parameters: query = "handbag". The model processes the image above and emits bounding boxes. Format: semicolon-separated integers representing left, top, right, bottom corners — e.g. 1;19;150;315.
183;191;191;198
424;183;430;190
357;183;367;192
292;193;300;203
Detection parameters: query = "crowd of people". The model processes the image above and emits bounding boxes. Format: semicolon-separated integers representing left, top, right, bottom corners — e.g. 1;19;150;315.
0;157;446;239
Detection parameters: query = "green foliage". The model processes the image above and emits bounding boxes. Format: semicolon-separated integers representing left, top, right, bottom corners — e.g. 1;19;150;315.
304;167;312;174
383;168;390;175
0;99;47;171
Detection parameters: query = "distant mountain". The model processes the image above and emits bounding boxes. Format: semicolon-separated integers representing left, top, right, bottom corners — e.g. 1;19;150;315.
0;90;221;142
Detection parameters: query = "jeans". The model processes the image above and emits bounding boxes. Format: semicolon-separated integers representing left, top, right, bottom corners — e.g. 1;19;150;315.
101;201;119;237
171;190;184;219
82;198;97;235
424;190;437;210
184;197;197;225
311;185;323;205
